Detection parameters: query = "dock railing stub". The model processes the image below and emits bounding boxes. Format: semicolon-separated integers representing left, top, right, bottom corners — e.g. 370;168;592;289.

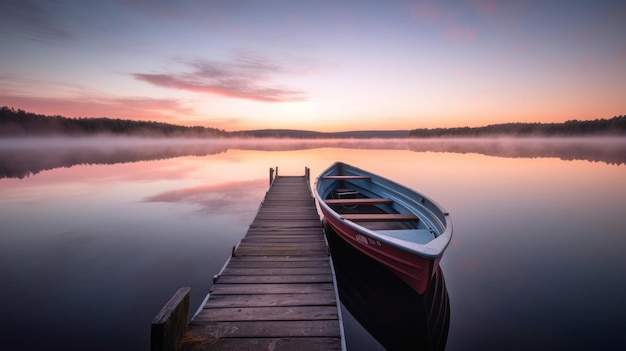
151;287;191;351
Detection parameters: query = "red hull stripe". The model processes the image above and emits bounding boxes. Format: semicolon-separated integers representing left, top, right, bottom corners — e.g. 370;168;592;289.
324;213;435;294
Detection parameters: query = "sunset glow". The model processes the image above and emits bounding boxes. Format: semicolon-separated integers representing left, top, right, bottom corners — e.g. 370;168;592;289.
1;1;625;132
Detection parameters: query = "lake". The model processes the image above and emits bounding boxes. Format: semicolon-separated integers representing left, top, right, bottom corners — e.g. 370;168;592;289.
1;137;625;350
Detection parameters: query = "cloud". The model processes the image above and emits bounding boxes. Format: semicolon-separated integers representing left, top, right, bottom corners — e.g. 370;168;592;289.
0;0;74;42
468;0;499;15
404;1;443;21
403;1;477;41
133;52;308;103
445;25;477;41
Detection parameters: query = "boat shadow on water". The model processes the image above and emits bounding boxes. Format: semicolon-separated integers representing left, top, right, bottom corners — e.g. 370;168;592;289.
326;227;450;351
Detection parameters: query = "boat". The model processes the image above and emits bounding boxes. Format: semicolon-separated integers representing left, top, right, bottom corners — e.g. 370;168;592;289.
326;227;450;350
314;161;452;294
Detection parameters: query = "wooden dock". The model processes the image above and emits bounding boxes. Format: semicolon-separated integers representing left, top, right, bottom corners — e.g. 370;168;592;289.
151;170;345;351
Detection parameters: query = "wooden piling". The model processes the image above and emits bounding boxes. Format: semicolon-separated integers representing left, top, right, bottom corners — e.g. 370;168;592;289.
269;167;275;185
151;287;191;351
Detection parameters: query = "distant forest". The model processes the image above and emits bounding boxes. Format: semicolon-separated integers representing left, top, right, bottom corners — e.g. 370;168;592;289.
409;116;626;137
1;106;625;138
0;106;228;138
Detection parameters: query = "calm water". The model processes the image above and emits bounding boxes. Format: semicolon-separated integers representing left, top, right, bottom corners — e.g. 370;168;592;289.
1;137;625;350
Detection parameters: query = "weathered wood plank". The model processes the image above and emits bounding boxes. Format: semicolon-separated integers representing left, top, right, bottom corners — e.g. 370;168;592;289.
221;267;331;276
194;306;338;322
180;336;342;351
224;264;330;271
201;292;337;308
216;274;333;284
245;230;324;236
210;283;336;295
236;242;327;249
234;247;329;256
248;223;322;229
240;237;325;243
228;256;330;263
254;214;320;219
188;320;341;338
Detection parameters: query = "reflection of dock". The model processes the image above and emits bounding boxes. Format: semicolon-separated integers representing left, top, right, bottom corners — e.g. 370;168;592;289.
151;169;344;351
327;227;450;351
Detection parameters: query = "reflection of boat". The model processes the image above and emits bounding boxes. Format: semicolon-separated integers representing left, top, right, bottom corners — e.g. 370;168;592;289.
314;162;452;294
327;227;450;350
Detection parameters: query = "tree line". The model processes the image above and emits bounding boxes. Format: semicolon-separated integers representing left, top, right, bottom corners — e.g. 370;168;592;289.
409;116;626;138
1;106;625;138
0;106;228;137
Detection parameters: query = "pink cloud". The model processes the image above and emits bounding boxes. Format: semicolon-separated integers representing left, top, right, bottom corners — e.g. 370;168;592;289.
134;73;306;103
403;2;478;42
445;25;477;41
133;52;308;103
405;1;442;21
468;0;499;15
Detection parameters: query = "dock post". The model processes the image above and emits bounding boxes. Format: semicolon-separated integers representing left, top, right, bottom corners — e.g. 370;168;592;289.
151;287;191;351
269;167;274;185
305;167;310;181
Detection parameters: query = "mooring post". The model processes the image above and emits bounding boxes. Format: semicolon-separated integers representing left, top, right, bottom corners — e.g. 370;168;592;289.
269;167;275;186
151;287;191;351
305;167;310;181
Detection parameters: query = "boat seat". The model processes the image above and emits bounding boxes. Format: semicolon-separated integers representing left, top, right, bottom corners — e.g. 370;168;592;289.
323;175;371;180
341;213;419;222
325;198;393;206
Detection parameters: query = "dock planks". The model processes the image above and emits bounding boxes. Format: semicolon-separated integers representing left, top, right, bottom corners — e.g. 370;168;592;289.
182;176;343;351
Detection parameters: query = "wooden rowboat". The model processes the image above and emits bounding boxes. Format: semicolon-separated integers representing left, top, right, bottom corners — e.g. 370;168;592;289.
314;162;452;294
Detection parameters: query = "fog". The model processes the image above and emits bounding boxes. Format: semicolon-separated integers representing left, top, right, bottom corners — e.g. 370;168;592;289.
1;136;625;178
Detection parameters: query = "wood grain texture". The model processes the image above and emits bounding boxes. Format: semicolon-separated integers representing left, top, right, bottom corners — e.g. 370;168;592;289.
181;176;342;351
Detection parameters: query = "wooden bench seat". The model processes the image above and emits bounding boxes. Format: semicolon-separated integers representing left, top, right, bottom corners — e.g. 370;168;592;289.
340;213;420;222
325;198;393;206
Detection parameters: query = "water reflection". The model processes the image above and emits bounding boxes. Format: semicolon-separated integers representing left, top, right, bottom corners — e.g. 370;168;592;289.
407;137;626;165
326;227;450;351
1;142;625;351
143;179;268;216
1;137;624;179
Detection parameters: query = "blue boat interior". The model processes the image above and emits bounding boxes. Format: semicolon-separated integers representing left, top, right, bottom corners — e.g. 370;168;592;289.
321;176;441;239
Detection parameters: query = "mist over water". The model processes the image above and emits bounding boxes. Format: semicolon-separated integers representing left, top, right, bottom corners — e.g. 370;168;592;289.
2;137;625;179
1;137;625;350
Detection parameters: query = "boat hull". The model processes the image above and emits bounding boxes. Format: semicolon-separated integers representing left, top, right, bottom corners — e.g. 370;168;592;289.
326;227;450;350
314;162;452;294
321;208;438;294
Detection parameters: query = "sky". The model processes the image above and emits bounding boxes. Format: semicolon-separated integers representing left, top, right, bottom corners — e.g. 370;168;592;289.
1;0;625;132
